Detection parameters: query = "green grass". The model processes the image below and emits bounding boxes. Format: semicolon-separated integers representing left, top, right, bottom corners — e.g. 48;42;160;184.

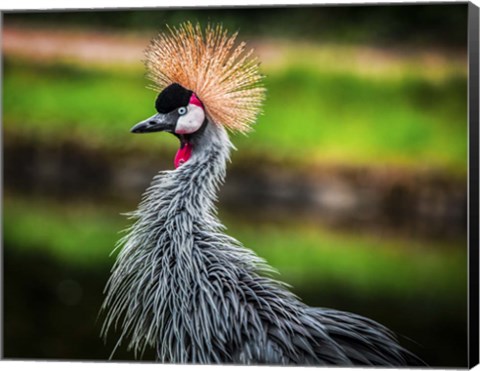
233;221;466;297
3;59;166;150
3;56;467;172
4;198;124;265
242;68;467;170
4;196;467;297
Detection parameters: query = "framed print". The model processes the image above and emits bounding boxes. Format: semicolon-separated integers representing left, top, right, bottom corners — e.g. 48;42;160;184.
2;1;479;368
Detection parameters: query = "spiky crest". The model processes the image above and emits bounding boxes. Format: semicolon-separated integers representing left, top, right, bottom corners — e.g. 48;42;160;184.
145;22;265;133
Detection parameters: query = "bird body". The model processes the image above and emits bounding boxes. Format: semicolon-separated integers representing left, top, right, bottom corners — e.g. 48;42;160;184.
101;22;422;366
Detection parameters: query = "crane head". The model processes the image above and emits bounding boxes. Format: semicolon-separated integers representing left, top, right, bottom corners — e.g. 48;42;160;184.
130;22;266;169
130;83;206;168
131;83;205;135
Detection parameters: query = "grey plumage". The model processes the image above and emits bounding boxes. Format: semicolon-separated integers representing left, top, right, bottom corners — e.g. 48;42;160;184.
101;121;422;366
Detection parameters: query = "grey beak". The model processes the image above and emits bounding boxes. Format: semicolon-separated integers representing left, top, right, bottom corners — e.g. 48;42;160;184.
131;113;176;134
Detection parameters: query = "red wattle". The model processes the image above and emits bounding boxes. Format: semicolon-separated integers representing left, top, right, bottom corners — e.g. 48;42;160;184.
174;143;192;168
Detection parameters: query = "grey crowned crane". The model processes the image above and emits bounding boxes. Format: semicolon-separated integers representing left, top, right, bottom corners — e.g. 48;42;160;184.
101;22;422;366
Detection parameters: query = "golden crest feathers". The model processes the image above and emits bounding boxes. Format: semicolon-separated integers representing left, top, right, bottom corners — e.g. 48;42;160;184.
145;22;265;133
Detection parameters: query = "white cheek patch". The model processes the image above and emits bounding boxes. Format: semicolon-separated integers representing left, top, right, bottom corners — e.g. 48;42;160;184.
175;104;205;134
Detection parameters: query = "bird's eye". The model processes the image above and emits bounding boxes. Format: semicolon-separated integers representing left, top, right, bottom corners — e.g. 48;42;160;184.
178;107;187;115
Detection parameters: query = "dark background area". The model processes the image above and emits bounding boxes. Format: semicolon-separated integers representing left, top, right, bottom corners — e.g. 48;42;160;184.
6;4;468;46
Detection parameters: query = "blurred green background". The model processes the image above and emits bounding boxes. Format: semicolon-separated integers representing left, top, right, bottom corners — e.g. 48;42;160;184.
3;4;468;366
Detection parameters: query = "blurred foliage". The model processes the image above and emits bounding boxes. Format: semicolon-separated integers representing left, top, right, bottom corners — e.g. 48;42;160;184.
5;4;468;46
3;55;467;172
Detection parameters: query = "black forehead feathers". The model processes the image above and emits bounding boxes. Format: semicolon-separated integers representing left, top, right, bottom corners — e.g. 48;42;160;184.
155;83;193;113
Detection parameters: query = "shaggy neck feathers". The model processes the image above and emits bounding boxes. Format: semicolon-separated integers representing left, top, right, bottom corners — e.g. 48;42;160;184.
101;123;247;361
102;121;420;366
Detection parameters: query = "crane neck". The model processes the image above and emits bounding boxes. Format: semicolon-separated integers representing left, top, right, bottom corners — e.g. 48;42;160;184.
102;120;238;359
171;121;233;216
134;121;233;227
